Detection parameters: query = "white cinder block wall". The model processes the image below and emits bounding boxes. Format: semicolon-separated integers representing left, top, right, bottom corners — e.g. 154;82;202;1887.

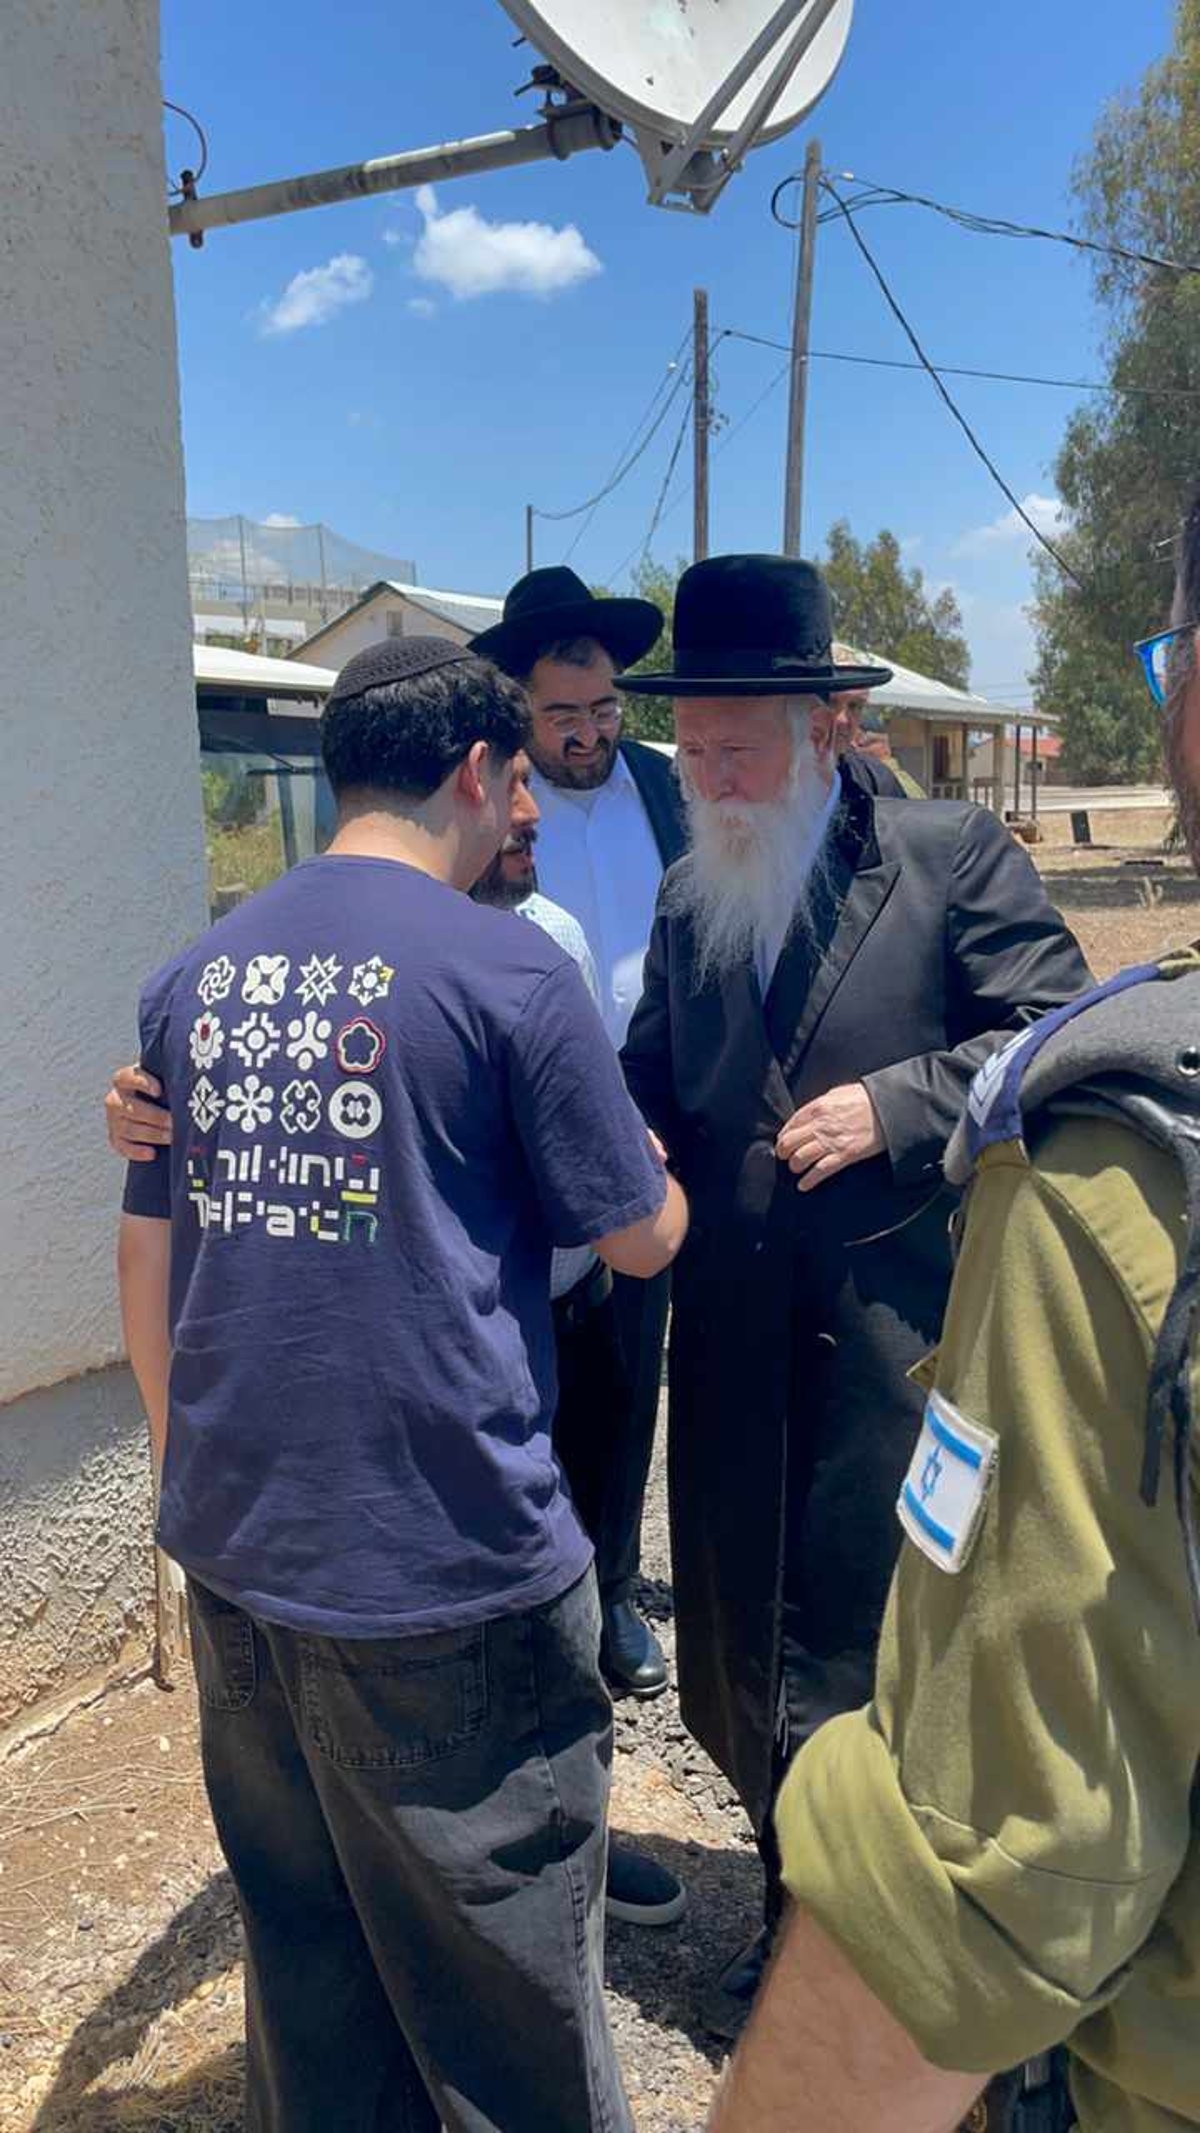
0;0;208;1731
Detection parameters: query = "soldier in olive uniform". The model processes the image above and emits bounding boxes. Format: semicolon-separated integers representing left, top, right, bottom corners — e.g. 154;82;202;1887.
710;496;1200;2132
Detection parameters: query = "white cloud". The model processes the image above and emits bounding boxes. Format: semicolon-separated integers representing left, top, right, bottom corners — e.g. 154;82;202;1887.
259;254;374;336
407;296;437;319
382;227;410;248
412;184;601;301
262;512;302;528
953;493;1068;557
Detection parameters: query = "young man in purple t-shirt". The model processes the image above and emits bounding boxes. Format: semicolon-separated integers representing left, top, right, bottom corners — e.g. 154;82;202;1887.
118;637;687;2133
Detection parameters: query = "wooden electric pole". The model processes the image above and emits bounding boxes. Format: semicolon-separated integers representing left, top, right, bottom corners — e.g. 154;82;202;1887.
693;287;710;562
782;138;822;558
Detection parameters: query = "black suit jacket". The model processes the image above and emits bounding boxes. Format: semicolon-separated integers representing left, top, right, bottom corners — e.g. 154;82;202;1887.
619;737;688;871
620;766;1092;1824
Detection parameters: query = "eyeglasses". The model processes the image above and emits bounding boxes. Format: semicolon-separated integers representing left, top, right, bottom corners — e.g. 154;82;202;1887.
543;703;624;742
1134;622;1198;705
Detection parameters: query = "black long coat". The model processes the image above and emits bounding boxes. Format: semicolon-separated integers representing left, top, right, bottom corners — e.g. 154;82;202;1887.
621;772;1092;1828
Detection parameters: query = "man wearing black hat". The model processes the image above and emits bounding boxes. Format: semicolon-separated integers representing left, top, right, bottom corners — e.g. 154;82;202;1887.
116;636;689;2132
474;569;687;1704
617;554;1092;2031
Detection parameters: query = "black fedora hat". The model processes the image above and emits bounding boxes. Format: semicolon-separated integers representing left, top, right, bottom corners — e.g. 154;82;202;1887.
616;555;892;698
471;566;663;679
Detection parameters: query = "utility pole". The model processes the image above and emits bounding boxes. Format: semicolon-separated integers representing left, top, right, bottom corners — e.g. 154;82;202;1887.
782;137;821;557
693;286;710;562
525;504;534;575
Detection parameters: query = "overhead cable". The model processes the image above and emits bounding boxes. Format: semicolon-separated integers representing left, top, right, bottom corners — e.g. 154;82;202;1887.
163;97;210;200
772;170;1200;280
818;178;1086;590
531;336;693;538
722;328;1200;403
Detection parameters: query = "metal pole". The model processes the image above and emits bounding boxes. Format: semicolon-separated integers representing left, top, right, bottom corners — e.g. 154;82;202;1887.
316;522;329;623
525;506;534;576
238;514;251;634
693;288;710;563
169;109;618;240
783;137;821;557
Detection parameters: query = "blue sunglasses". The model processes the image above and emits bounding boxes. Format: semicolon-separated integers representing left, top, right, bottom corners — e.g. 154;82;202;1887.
1134;622;1198;705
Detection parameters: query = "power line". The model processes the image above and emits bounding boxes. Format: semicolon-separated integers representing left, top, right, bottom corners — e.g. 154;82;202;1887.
818;178;1086;590
605;342;791;584
722;328;1200;403
163;97;210;200
530;333;692;544
772;169;1200;280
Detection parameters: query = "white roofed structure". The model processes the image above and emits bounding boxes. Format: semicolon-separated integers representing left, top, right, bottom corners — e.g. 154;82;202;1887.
293;580;503;670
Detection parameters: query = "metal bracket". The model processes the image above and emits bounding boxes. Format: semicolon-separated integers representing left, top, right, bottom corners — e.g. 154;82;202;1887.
631;0;841;214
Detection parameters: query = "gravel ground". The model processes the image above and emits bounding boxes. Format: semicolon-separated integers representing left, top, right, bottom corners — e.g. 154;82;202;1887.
0;1412;759;2133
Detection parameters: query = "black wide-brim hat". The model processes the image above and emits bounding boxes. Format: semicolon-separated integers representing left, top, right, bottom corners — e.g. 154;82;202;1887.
616;554;892;698
471;566;663;678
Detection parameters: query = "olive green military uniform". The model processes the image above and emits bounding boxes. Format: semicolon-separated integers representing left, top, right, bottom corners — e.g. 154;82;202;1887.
776;954;1200;2131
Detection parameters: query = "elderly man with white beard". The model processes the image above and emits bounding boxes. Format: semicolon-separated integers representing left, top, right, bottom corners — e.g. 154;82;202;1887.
618;554;1092;2035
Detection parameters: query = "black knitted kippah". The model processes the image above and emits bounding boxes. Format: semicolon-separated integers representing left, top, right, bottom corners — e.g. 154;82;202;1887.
327;635;475;705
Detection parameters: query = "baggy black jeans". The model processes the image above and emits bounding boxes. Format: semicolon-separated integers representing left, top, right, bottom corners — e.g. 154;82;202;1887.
188;1567;632;2133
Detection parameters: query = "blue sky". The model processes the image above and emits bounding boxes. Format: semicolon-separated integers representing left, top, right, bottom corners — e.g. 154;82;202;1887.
163;0;1176;700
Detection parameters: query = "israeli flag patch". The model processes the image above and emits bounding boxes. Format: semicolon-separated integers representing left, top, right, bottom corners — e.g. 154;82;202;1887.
897;1390;998;1574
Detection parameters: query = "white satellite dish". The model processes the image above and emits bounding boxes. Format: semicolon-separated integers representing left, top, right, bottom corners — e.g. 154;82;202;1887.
499;0;854;208
168;0;855;241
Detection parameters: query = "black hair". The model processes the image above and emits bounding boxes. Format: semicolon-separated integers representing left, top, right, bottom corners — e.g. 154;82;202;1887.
517;633;610;686
321;656;529;799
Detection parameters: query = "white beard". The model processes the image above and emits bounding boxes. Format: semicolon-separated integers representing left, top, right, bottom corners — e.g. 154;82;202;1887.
666;746;835;988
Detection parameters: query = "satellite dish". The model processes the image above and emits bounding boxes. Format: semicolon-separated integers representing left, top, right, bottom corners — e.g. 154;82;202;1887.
499;0;854;208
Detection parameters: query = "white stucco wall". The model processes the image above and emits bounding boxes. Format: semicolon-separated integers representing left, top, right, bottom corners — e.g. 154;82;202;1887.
0;0;208;1729
0;0;208;1407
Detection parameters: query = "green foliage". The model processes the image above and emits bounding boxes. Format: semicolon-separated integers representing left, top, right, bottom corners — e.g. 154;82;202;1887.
592;556;685;741
1032;0;1200;780
820;523;971;687
202;762;263;831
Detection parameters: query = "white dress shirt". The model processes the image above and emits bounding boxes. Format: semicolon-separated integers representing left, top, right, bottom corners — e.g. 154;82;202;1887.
530;750;664;1050
515;890;603;1302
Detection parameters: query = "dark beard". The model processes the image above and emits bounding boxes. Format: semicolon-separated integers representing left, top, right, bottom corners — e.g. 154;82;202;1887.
470;856;538;909
529;735;618;791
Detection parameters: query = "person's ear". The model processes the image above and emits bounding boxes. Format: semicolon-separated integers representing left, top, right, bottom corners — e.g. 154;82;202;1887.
455;740;491;811
809;700;837;761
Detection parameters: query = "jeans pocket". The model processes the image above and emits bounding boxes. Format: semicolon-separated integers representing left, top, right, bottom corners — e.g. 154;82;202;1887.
300;1625;488;1772
187;1581;257;1712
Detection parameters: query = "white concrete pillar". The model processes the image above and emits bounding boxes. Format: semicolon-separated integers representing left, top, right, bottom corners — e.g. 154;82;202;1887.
0;0;208;1731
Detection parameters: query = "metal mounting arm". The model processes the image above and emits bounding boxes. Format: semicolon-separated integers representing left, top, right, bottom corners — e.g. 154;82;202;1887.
168;95;618;242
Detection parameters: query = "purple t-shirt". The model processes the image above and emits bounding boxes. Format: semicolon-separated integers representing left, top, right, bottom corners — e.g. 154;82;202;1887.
124;854;666;1637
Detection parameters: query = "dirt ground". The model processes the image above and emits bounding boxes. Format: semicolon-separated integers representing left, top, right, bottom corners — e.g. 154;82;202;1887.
3;823;1194;2131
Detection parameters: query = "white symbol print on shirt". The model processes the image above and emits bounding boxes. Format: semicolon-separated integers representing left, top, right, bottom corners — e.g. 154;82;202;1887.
197;954;236;1007
242;953;290;1005
296;952;342;1008
226;1075;275;1134
188;1011;225;1071
328;1081;383;1141
286;1011;331;1071
188;1075;224;1134
230;1010;281;1069
280;1079;323;1134
349;956;394;1008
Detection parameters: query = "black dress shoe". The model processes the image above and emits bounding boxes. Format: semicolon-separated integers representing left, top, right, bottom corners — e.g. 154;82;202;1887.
701;1927;774;2041
605;1843;687;1926
600;1599;668;1698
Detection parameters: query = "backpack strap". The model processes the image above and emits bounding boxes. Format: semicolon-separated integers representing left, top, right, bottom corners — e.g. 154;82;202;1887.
947;953;1200;1631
